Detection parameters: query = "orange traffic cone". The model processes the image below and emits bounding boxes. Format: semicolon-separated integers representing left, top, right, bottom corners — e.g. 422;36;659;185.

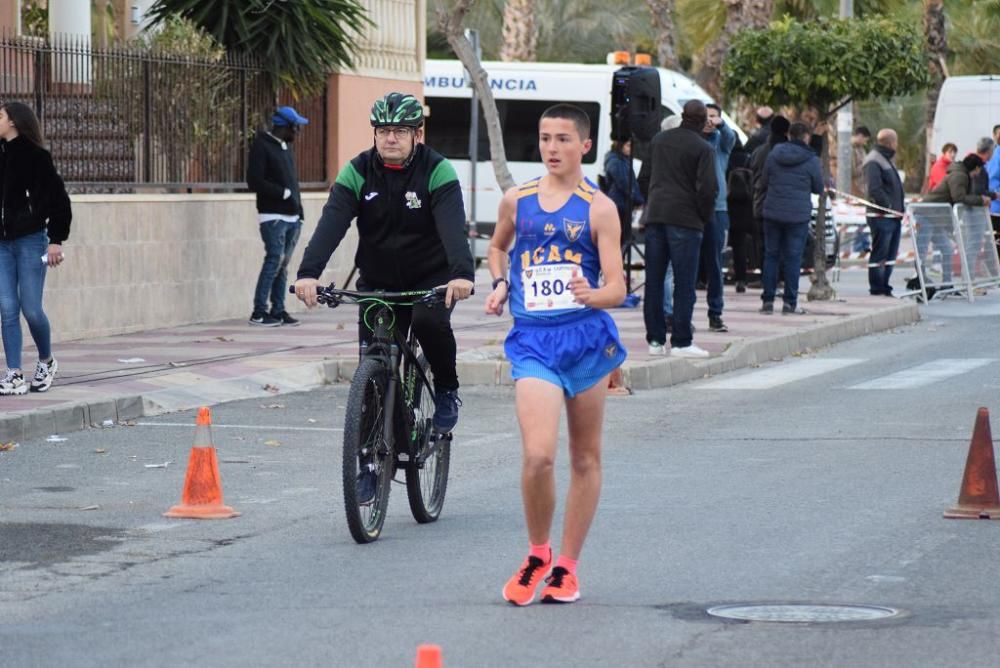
607;366;631;396
414;644;442;668
164;407;241;519
944;407;1000;519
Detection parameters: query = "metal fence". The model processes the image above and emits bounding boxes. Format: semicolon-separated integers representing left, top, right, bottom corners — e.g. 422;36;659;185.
0;34;327;191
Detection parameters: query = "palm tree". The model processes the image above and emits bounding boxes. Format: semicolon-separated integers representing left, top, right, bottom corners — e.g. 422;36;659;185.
924;0;947;170
698;0;772;103
146;0;371;96
645;0;680;69
429;0;650;64
499;0;537;61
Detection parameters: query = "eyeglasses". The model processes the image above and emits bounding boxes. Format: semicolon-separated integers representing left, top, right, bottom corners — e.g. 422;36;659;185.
375;126;413;139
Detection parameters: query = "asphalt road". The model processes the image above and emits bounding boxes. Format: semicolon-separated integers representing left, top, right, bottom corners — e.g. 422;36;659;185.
3;294;1000;667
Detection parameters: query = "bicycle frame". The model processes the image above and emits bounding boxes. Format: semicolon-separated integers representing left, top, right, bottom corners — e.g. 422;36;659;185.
309;285;446;462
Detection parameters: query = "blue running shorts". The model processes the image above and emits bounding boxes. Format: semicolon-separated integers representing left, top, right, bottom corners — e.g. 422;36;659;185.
505;310;627;398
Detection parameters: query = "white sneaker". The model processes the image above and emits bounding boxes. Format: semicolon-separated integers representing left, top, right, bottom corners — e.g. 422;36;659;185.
648;342;667;356
0;369;27;395
671;344;710;359
30;358;58;392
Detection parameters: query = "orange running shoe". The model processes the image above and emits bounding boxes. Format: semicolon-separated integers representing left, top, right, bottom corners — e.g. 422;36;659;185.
502;555;550;606
540;566;580;604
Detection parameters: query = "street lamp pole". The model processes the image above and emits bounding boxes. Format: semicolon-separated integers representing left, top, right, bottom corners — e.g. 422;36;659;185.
836;0;854;195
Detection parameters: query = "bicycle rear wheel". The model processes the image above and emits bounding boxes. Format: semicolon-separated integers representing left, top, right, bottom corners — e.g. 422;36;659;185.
342;358;393;543
404;354;451;523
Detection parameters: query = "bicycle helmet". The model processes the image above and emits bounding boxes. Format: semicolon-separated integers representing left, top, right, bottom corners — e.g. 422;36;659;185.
370;92;424;128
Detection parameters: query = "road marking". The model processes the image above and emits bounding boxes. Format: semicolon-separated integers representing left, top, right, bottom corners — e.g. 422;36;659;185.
848;359;995;390
136;421;341;432
697;358;865;390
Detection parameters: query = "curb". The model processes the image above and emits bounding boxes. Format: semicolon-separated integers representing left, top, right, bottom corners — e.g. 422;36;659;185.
0;302;919;443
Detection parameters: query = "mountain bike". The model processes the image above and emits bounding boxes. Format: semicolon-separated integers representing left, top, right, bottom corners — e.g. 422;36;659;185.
303;283;453;544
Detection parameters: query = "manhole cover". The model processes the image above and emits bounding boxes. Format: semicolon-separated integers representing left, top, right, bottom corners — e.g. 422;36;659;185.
706;604;900;623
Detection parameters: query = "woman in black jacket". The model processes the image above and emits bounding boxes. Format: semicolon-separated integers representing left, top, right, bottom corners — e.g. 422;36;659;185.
0;102;71;395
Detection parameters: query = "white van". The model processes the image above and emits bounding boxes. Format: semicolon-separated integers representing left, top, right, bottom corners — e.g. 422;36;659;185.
931;75;1000;157
423;58;745;247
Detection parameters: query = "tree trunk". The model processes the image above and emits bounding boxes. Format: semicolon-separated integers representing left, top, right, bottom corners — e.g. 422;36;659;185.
439;1;516;192
807;111;836;301
645;0;680;70
924;0;948;179
499;0;537;62
699;0;772;104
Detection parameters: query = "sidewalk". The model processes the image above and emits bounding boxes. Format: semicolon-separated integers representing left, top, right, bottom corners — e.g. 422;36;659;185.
0;268;918;442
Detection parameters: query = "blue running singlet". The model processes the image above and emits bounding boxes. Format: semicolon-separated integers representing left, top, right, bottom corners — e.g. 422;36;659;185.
504;176;627;396
508;176;603;321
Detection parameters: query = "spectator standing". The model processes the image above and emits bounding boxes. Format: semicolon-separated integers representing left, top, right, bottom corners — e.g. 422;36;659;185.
987;126;1000;249
727;164;756;293
246;106;308;327
701;103;735;333
751;115;791;277
850;126;872;197
0;102;71;396
851;126;872;254
744;106;774;155
602;139;643;246
862;128;905;296
642;100;717;359
928;142;957;192
758;122;823;315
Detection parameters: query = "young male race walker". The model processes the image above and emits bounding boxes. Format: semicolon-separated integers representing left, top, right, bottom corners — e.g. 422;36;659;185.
485;104;627;605
293;93;475;500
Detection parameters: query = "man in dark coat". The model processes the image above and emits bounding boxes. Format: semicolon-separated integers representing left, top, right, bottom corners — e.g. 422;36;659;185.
862;128;905;296
759;122;823;314
642;100;717;359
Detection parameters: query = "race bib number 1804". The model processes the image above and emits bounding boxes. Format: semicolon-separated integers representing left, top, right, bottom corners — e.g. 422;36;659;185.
522;263;585;312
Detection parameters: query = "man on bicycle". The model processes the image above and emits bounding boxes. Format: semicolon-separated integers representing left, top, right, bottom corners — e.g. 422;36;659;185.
293;92;475;437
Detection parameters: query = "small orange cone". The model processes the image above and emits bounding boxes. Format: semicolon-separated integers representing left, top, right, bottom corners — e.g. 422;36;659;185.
944;407;1000;519
164;407;241;519
414;644;442;668
607;366;631;396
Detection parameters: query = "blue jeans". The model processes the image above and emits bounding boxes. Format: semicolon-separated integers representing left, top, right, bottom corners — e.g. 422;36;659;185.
701;211;728;318
254;219;302;314
867;217;902;295
0;229;51;371
761;220;810;308
644;224;702;348
662;262;673;317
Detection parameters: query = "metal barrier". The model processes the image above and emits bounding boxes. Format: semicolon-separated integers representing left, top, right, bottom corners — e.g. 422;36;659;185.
954;205;1000;298
909;203;1000;303
910;203;961;301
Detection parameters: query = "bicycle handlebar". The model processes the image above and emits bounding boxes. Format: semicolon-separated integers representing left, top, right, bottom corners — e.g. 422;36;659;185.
289;283;455;308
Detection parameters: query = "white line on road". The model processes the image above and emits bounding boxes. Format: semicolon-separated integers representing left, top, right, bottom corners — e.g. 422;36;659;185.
136;421;342;432
848;358;996;390
697;358;866;390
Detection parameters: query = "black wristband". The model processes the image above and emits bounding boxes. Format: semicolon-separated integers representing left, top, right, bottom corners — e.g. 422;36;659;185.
492;276;509;290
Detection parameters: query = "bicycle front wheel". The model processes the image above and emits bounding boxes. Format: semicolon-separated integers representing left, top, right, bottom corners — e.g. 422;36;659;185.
342;358;393;543
404;354;451;523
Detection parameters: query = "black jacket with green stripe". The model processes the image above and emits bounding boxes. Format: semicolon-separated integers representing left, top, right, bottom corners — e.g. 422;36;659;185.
298;144;473;290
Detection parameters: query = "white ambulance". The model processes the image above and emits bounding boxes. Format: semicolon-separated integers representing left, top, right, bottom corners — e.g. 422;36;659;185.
423;58;745;247
931;75;1000;157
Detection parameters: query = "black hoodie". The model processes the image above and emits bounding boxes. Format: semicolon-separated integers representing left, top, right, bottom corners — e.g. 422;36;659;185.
0;135;72;243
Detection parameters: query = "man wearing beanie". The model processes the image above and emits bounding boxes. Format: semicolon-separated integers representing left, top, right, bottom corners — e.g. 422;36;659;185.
246;105;309;326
